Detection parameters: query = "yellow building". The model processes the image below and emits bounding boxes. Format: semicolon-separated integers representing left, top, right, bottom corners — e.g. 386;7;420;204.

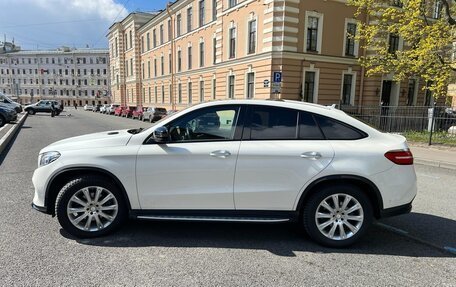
108;0;437;110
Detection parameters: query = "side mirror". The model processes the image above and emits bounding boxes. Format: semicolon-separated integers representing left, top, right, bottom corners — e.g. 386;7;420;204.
153;126;169;142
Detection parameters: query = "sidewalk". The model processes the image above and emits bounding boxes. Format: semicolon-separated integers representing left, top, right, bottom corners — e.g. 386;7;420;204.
408;143;456;170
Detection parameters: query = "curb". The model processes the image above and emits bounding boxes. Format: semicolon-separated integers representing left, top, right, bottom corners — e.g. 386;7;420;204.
414;158;456;170
0;113;27;155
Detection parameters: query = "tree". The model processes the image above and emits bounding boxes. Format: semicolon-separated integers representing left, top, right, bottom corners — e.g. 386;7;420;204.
347;0;456;99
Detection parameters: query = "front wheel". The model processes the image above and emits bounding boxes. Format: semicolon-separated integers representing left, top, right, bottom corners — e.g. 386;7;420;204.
55;175;127;238
27;109;36;115
302;184;373;248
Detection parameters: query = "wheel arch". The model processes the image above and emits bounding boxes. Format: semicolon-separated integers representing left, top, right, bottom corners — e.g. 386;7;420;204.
45;167;132;216
296;175;384;219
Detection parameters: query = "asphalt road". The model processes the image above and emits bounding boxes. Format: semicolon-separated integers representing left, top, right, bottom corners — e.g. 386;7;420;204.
0;109;455;286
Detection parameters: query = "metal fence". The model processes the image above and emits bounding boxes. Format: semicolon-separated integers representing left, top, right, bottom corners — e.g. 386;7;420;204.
340;105;456;134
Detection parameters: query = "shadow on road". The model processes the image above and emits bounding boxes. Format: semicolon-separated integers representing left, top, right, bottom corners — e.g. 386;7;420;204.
62;212;454;258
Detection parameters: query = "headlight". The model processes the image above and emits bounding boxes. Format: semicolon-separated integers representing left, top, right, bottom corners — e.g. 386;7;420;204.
38;151;61;167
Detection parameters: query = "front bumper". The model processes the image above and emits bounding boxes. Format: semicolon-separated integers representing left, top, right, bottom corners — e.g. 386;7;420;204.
32;202;47;213
379;201;413;218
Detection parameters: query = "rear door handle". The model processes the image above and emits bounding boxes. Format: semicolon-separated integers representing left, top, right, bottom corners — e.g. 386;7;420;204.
210;150;231;158
300;151;322;159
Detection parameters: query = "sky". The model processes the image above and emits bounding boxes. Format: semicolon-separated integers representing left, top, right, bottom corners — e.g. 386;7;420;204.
0;0;170;50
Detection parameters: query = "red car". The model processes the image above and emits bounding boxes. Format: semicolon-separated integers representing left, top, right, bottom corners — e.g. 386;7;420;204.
121;106;136;118
132;106;145;120
114;106;125;116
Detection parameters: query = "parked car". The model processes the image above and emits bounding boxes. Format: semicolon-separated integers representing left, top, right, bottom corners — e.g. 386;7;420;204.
92;104;102;112
24;100;62;115
121;106;135;118
83;104;93;111
142;107;167;122
114;106;125;116
99;104;109;114
32;100;417;247
0;92;22;113
106;104;119;115
132;106;145;120
0;104;18;127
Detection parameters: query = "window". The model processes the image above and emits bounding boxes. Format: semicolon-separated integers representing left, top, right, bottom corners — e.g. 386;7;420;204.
212;78;216;99
177;14;182;36
303;71;316;103
341;74;354;105
130;59;133;76
200;42;205;67
433;1;442;19
178;50;182;72
228;0;237;8
248;20;257;54
345;22;357;56
229;27;236;58
199;0;205;27
161;85;165;103
307;16;319;52
407;79;416;106
187;7;193;32
125;60;128;76
250;106;298;140
425;81;433;106
153;29;157;48
166;106;239;142
148;61;151;78
213;37;217;64
129;30;132;49
155;86;158;103
161;56;164;75
388;34;400;54
314;115;366;140
168;20;172;41
228;75;235;98
178;83;182;103
141;36;144;53
188;46;193;70
154;59;157;77
246;72;255;99
299;112;325;140
160;24;164;45
212;0;217;21
200;80;205;102
188;82;193;103
142;63;145;79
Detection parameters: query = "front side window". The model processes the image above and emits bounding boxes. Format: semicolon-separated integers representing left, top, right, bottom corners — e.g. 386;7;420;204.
249;106;298;140
307;16;319;52
167;106;240;142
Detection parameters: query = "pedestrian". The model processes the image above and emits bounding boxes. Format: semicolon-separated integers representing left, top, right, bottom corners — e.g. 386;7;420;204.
51;101;56;117
74;102;78;110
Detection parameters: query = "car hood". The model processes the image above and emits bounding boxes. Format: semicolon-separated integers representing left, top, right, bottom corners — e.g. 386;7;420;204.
41;129;134;153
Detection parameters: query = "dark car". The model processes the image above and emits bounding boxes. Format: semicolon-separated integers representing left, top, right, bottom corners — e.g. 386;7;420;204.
0;104;18;127
24;100;62;115
142;107;167;122
0;93;22;113
121;106;136;118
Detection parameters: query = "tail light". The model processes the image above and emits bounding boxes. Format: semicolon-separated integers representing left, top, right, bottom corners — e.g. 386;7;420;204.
385;149;414;165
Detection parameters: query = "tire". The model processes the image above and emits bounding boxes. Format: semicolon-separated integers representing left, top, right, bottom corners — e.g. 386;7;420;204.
27;109;36;115
55;175;127;238
302;184;373;248
0;115;5;127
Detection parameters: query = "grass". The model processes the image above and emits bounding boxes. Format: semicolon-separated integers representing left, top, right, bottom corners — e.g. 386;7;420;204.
402;131;456;147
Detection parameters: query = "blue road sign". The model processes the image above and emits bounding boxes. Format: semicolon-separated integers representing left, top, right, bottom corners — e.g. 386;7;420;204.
273;72;282;83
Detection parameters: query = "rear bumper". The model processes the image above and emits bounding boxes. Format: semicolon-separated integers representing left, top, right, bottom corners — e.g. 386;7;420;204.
380;201;413;218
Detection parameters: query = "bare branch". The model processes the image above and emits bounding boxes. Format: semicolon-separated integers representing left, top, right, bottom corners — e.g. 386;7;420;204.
440;0;456;25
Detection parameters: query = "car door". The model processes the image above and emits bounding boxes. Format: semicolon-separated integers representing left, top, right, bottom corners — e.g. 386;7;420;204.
136;104;243;210
234;106;334;210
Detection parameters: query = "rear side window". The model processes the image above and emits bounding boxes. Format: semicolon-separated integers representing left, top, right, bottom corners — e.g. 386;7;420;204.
250;106;298;140
314;114;366;140
299;112;325;140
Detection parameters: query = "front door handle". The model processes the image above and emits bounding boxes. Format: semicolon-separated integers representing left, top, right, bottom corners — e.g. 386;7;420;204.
210;150;231;158
300;151;322;159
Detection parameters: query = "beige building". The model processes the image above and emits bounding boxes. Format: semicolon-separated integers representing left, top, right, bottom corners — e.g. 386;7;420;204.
108;0;438;110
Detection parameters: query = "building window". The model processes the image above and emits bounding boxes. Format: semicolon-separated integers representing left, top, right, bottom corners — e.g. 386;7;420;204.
304;71;316;103
129;31;132;49
178;50;182;72
154;59;157;77
161;85;165;103
148;61;151;78
307;16;319;52
212;0;217;21
155;86;158;103
345;22;357;56
246;72;255;99
187;7;193;32
212;78;216;99
146;33;150;50
228;75;235;98
199;42;205;67
341;74;354;105
142;63;145;79
229;27;236;59
169;53;172;74
141;36;144;53
248;20;257;54
188;46;193;70
424;81;433;106
130;59;133;76
200;80;205;102
188;82;193;103
176;14;182;36
161;56;164;75
199;0;205;27
388;34;400;54
160;24;164;45
148;87;151;103
407;79;417;106
178;83;182;103
153;29;157;48
228;0;237;8
433;1;442;19
213;37;217;64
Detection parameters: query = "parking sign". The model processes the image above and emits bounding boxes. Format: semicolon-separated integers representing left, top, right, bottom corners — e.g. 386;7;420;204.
273;72;282;83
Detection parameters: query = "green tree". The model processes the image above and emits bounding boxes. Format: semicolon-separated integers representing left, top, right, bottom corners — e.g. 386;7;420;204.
347;0;456;99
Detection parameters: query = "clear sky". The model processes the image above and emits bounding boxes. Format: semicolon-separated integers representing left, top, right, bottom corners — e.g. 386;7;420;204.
0;0;173;50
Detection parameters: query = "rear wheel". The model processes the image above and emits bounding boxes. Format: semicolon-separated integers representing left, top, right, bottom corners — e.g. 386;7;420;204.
0;115;5;127
27;109;35;115
55;175;127;238
302;184;373;247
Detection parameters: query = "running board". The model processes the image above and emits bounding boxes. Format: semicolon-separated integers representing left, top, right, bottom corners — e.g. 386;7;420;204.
136;215;291;223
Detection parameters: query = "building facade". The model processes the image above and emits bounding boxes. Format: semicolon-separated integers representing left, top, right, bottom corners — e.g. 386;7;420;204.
0;43;110;106
108;0;441;110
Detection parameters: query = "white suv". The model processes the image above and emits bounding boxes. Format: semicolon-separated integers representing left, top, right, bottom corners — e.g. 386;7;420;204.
32;100;417;247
